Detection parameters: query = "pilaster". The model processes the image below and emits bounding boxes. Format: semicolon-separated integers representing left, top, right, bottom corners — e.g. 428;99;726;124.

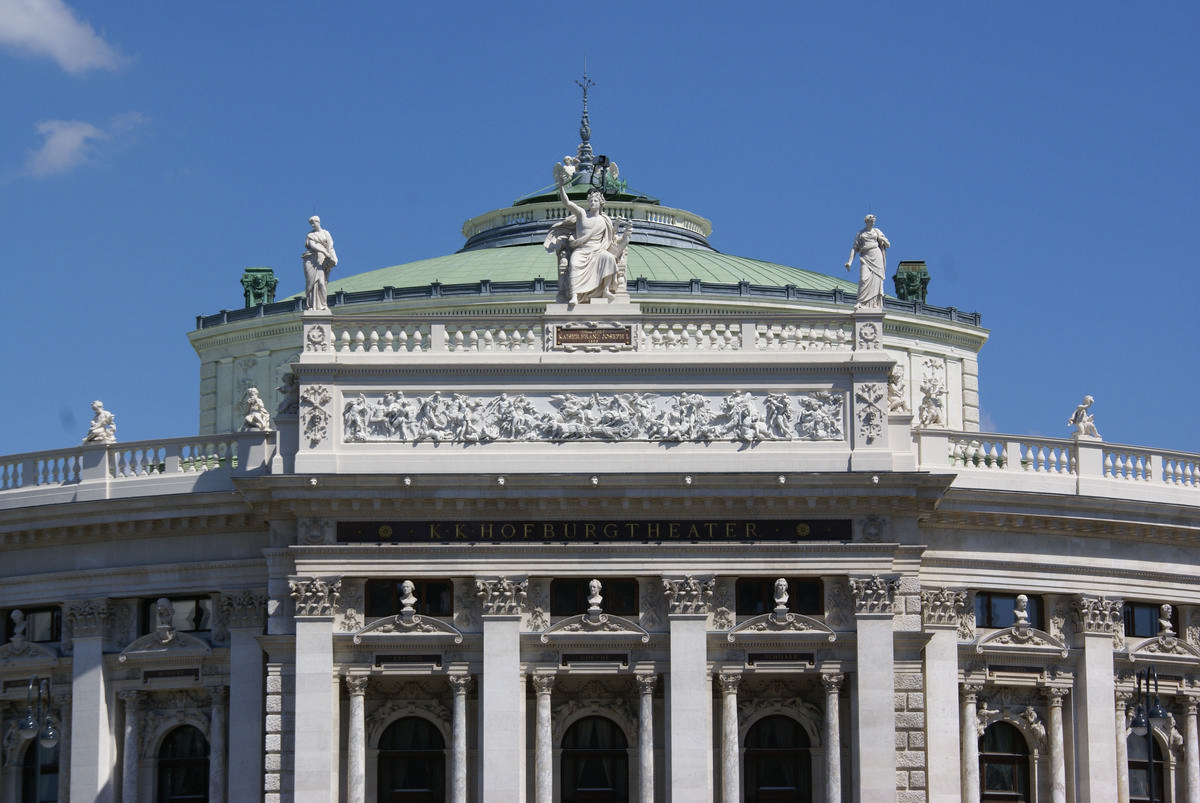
289;576;340;801
477;577;527;802
1073;596;1123;802
222;589;266;802
66;598;116;803
849;575;898;802
664;576;715;803
920;587;965;803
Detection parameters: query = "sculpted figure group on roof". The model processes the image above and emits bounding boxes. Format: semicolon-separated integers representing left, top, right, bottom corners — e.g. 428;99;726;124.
545;158;632;305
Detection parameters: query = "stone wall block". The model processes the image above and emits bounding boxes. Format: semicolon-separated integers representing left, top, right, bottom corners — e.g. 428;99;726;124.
896;712;925;729
895;674;924;690
906;693;925;711
897;750;926;768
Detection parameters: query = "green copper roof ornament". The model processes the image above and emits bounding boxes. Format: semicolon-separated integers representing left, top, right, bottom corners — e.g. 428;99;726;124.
240;266;279;308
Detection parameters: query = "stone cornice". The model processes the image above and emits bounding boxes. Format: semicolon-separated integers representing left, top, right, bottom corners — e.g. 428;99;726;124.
922;556;1200;595
0;509;261;547
925;504;1200;544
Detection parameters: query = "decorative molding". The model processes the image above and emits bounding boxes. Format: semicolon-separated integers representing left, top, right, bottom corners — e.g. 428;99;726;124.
717;673;742;694
540;612;649;643
475;577;528;616
352;612;464;644
921;587;967;628
975;621;1069;658
726;610;836;642
848;576;898;615
662;576;714;615
289;577;341;618
854;384;885;444
299;384;332;447
531;674;555;695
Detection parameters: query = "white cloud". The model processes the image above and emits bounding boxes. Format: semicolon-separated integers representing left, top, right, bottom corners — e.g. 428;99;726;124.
24;113;145;177
0;0;125;74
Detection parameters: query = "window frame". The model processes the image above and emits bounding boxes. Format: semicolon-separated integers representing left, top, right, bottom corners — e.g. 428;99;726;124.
973;592;1043;630
735;578;824;617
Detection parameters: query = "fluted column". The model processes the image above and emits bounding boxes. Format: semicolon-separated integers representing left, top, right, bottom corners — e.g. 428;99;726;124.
1186;696;1200;803
119;691;141;803
448;675;472;803
346;676;368;803
208;687;228;803
1045;687;1068;803
717;673;740;803
533;674;555;803
1116;690;1132;803
961;684;982;803
822;673;843;803
637;674;657;803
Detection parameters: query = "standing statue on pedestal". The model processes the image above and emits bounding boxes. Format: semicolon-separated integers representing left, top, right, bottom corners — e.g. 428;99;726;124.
83;400;116;444
1068;395;1101;440
302;216;338;312
845;214;890;311
545;161;630;305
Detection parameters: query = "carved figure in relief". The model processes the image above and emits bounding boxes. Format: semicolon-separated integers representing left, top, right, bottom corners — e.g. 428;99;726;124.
275;372;300;416
918;360;946;428
723;391;770;442
764;393;795;440
154;598;176;644
547;163;627;304
240;387;271;431
888;364;910;414
798;392;845;441
83;400;117;444
302;215;338;312
845;214;890;311
1068;395;1101;439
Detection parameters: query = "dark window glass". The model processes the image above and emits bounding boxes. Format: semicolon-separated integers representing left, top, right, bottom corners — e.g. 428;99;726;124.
979;722;1029;802
364;581;454;618
550;580;638;616
1128;733;1166;802
561;716;629;803
744;715;812;803
143;598;212;635
378;717;445;803
21;740;59;803
8;609;61;644
974;593;1042;630
735;579;823;616
1124;602;1175;639
156;725;208;803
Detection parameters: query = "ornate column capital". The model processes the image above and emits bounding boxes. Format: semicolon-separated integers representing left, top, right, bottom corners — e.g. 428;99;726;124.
960;682;984;702
716;673;741;695
1184;696;1200;716
1043;687;1070;707
849;575;899;615
662;575;715;615
920;587;967;627
219;589;268;630
289;576;342;617
118;689;142;709
345;675;369;697
475;577;529;616
531;674;555;696
209;686;229;706
1072;595;1124;635
636;674;658;695
821;673;845;694
448;674;473;696
65;598;113;638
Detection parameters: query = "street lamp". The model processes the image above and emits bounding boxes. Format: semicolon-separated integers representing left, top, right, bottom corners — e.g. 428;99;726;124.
18;676;59;802
1130;664;1170;802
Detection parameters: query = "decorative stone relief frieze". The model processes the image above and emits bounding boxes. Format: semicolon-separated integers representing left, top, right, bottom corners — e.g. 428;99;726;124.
475;577;528;616
662;576;714;615
854;384;886;444
1187;609;1200;647
849;576;899;615
859;516;886;542
711;578;735;631
921;588;967;628
289;577;342;618
218;590;267;631
527;580;550;632
453;580;480;632
299;518;334;546
140;690;211;758
824;579;852;630
918;358;947;428
299;385;332;447
640;579;665;630
339;389;846;445
337;582;364;633
887;363;910;414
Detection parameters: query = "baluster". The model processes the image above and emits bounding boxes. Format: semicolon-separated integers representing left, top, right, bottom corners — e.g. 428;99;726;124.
527;327;538;350
369;329;380;352
498;328;509;350
339;329;351;352
413;328;424;351
352;328;364;351
383;328;394;353
453;329;464;351
398;327;409;351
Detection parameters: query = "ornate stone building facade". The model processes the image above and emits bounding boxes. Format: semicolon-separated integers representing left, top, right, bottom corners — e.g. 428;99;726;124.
1;115;1199;803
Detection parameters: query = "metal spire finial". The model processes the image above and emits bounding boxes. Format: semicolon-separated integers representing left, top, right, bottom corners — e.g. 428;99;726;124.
575;68;595;167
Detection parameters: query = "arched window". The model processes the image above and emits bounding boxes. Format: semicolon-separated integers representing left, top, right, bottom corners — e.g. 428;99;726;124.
377;716;445;803
156;725;209;803
979;722;1030;802
743;715;812;803
561;715;629;803
21;740;59;803
1128;733;1167;802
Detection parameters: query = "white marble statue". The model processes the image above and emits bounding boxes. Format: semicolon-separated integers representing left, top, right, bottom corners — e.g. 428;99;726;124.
240;387;271;431
1068;395;1101;439
887;365;910;414
302;215;338;312
545;163;629;305
845;214;890;311
83;400;116;444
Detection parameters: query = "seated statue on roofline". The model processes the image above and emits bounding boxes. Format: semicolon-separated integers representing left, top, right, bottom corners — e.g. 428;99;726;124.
545;158;632;305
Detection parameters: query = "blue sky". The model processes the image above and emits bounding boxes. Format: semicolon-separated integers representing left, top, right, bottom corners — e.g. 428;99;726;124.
1;1;1197;457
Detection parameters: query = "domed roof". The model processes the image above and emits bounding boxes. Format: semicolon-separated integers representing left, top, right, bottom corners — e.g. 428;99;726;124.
327;243;855;296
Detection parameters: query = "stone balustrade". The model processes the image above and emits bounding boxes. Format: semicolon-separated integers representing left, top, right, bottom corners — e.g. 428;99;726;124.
0;432;272;509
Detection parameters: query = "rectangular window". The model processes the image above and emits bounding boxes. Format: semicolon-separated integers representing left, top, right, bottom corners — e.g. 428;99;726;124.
735;578;823;616
1124;602;1175;639
550;579;639;616
142;597;212;634
364;580;454;618
974;592;1042;630
6;608;61;643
